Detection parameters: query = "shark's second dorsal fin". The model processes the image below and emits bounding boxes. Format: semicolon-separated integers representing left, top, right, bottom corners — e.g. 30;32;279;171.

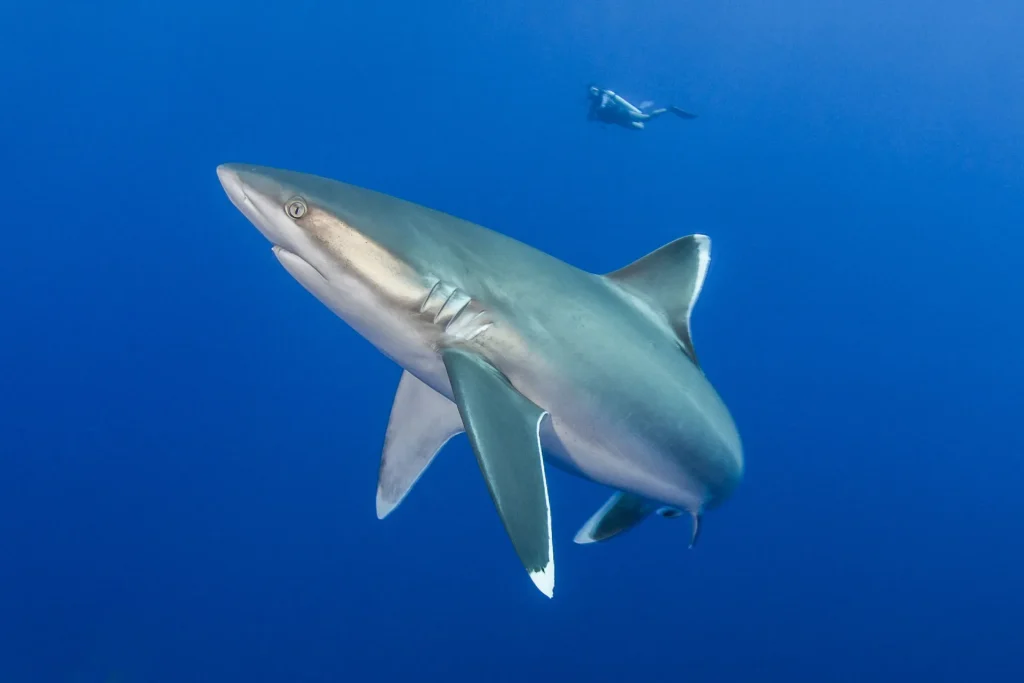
605;234;711;368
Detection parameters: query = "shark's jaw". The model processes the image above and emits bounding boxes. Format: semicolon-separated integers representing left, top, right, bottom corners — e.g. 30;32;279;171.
272;245;329;288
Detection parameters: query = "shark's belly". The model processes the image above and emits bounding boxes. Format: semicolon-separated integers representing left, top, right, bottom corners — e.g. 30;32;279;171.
537;397;713;512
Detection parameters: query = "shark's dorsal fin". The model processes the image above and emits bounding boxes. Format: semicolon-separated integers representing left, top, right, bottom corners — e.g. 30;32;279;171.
441;347;554;598
574;491;656;544
376;370;464;519
605;234;711;368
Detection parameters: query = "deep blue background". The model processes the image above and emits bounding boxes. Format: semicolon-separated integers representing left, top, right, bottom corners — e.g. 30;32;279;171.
2;1;1022;681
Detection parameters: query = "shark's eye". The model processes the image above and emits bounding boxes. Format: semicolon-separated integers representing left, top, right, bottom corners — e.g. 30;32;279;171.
284;197;307;219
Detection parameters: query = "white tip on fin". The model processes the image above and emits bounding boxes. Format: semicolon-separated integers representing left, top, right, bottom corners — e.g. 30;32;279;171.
604;234;711;369
529;561;555;598
376;497;396;521
573;528;598;545
530;425;555;599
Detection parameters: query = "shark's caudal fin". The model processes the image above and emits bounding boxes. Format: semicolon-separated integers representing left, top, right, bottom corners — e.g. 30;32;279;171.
441;347;555;598
574;491;656;544
658;507;703;548
376;371;464;519
604;234;710;368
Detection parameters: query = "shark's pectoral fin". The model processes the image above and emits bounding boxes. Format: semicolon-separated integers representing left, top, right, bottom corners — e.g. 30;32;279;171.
604;234;711;369
440;347;554;598
574;491;656;544
376;370;464;520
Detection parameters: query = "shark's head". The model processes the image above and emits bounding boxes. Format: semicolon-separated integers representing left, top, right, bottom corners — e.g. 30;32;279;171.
216;163;435;353
217;163;340;279
217;161;426;281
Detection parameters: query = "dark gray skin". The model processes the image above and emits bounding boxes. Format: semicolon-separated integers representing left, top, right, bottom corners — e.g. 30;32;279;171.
587;85;697;130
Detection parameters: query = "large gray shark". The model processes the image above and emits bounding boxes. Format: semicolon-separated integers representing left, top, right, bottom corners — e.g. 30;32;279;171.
216;163;744;598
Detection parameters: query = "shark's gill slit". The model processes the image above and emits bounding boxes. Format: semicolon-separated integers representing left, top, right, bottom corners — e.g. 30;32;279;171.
434;287;467;324
440;295;472;330
420;280;442;313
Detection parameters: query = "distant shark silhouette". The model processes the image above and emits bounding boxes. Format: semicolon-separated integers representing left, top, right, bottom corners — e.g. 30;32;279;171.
217;164;744;598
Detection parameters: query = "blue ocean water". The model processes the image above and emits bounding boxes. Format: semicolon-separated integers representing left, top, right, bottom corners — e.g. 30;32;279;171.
1;1;1022;681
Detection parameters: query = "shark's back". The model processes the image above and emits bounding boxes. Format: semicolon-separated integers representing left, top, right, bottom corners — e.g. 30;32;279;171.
318;174;584;283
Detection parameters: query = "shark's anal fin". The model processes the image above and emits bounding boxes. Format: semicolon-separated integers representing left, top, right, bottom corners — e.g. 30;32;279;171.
574;491;656;544
605;234;710;368
440;347;554;598
376;370;464;519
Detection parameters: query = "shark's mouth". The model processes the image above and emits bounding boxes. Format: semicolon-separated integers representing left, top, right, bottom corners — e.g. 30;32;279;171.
271;245;329;284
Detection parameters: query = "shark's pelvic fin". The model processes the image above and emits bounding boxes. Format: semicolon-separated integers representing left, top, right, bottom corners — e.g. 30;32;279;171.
605;234;711;368
574;491;656;544
376;370;464;520
441;347;554;598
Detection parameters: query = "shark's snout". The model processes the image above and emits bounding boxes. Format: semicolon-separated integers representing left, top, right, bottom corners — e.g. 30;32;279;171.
216;163;295;248
217;163;261;224
216;163;254;213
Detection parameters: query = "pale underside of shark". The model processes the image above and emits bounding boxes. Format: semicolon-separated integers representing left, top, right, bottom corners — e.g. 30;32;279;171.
216;163;744;598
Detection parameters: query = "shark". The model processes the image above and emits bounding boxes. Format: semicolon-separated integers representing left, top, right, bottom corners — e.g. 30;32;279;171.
216;163;744;598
